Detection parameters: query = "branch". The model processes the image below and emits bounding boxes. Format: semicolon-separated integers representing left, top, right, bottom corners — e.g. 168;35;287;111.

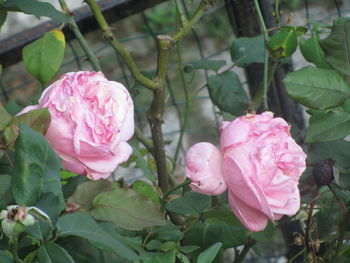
134;126;153;154
233;237;256;263
253;0;270;110
172;0;207;42
59;0;102;72
85;0;156;90
147;35;172;193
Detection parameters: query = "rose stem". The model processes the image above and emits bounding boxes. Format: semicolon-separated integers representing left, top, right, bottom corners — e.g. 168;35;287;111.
87;0;208;194
85;0;156;90
253;0;270;110
59;0;102;72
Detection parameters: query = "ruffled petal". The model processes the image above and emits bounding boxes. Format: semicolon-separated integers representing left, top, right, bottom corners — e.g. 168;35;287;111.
223;157;273;219
78;142;132;175
186;142;227;195
228;191;269;232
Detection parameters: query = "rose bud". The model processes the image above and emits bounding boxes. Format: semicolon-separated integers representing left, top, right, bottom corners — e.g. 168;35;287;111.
186;112;306;232
0;205;36;241
18;71;134;180
313;159;334;187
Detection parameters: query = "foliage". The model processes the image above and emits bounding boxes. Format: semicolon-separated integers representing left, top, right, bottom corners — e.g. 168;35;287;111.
1;0;350;263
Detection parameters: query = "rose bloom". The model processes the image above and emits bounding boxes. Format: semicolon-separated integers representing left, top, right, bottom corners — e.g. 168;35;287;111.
186;112;306;232
18;71;134;180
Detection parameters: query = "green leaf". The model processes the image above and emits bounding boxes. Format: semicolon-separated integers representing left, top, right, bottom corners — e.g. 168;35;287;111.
0;174;11;199
132;146;156;183
188;59;226;71
146;239;163;250
154;222;184;242
299;33;332;69
25;193;60;241
203;221;247;248
4;108;50;146
24;251;37;263
307;140;350;168
98;222;143;251
11;124;61;206
166;191;210;215
197;242;222;263
250;221;275;242
268;27;297;58
284;66;350;109
0;250;13;263
90;187;166;230
23;30;65;84
202;210;248;248
139;250;176;263
68;179;113;210
305;110;350;143
0;174;12;208
57;212;138;260
230;35;265;67
38;242;74;263
0;103;12;131
320;19;350;76
132;180;159;204
3;0;67;22
180;246;200;254
5;100;22;115
0;9;7;32
159;241;178;252
207;71;248;115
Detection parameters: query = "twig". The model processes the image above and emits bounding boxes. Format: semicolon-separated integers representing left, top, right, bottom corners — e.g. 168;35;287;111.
304;188;319;263
85;0;155;90
172;0;208;42
253;0;270;110
11;239;23;263
147;35;172;193
175;0;188;27
134;126;153;154
59;0;102;72
233;237;256;263
174;44;191;164
328;184;350;260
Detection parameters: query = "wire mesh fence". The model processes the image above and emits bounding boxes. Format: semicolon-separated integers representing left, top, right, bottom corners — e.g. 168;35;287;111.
1;0;350;262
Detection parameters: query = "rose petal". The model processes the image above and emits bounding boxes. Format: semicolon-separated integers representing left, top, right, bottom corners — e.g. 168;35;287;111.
223;156;273;219
186;142;227;195
79;141;132;175
228;190;269;232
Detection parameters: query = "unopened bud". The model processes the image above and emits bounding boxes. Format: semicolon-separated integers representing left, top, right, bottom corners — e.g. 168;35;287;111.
294;236;303;246
0;205;45;240
313;159;334;186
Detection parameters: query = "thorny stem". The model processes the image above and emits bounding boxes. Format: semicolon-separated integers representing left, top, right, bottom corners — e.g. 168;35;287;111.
174;44;191;164
87;0;209;195
134;126;153;155
147;0;209;194
328;184;350;260
59;0;102;72
233;237;256;263
253;0;270;110
172;0;208;42
275;0;281;26
148;36;172;193
304;187;319;263
85;0;156;90
11;239;23;263
175;0;188;27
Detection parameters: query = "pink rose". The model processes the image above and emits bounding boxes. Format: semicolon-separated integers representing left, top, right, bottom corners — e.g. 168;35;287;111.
185;112;306;232
18;71;134;180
